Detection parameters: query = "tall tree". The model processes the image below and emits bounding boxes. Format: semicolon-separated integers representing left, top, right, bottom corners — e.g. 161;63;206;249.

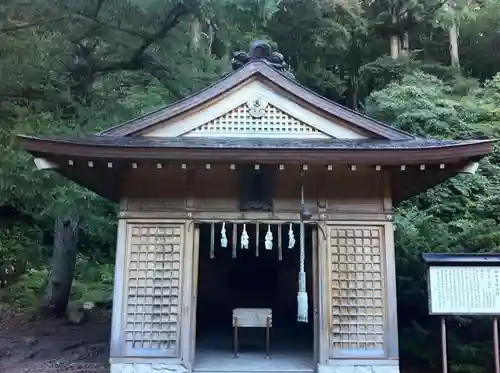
447;0;460;68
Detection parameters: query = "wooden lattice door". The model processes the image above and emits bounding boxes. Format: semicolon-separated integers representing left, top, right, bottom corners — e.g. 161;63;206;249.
123;223;184;357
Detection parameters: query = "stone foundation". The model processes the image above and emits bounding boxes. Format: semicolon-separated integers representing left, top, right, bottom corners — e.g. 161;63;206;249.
318;363;400;373
111;361;399;373
110;363;188;373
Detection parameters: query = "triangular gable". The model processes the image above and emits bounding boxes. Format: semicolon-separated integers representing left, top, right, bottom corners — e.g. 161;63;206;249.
181;101;331;138
143;79;363;139
99;60;415;140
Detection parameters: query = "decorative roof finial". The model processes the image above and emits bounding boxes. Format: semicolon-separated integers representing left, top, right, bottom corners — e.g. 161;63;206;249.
231;40;295;79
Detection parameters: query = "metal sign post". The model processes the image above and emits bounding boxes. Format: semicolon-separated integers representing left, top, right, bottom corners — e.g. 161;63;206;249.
422;253;500;373
441;317;448;373
494;317;500;373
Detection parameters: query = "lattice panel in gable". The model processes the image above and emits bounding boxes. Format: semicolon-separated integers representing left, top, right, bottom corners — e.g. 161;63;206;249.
124;224;183;356
329;226;385;356
182;103;330;138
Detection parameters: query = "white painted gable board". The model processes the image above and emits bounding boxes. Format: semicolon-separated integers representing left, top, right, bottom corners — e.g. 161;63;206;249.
142;79;368;139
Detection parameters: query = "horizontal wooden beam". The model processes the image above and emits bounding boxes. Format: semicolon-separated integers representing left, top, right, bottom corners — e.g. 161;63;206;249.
57;160;460;173
117;209;394;222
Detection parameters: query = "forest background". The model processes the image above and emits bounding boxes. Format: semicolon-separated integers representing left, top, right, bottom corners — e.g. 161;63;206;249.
2;0;500;372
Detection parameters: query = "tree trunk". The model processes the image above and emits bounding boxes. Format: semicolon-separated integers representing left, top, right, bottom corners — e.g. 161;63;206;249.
348;72;359;110
400;5;409;57
449;21;460;69
206;21;214;55
45;212;80;317
390;8;400;59
401;31;409;56
401;9;409;57
191;17;202;51
448;1;460;69
423;23;429;63
390;35;400;59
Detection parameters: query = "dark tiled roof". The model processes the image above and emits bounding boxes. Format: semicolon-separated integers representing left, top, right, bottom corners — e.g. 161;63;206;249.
19;135;490;150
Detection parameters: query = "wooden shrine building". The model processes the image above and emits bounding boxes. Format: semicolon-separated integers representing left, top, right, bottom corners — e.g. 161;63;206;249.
18;41;494;373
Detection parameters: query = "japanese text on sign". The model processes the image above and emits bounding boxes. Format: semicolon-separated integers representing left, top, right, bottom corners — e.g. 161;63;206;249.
428;266;500;315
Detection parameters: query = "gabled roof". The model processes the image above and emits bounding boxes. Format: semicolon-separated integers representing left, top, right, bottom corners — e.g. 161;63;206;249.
17;135;494;165
17;133;495;204
99;60;415;140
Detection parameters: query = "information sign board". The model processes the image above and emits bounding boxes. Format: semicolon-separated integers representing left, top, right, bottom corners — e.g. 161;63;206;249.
428;265;500;315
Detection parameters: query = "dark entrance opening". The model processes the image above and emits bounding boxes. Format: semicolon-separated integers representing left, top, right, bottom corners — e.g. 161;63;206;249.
194;222;315;371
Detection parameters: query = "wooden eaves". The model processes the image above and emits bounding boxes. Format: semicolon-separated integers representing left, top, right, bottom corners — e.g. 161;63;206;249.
16;136;494;165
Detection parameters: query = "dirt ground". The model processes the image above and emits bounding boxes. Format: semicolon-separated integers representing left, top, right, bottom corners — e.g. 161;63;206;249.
0;310;110;373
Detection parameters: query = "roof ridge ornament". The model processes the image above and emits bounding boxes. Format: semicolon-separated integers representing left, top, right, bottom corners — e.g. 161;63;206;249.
231;40;295;79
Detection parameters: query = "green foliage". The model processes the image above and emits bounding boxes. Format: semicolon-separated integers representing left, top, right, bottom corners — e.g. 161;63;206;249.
72;255;114;304
0;224;44;265
0;257;114;314
365;71;500;372
459;0;500;80
0;268;49;314
366;71;472;137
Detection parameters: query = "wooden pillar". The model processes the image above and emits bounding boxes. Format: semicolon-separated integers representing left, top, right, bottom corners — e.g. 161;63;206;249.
110;218;127;358
317;222;331;365
180;223;199;369
384;221;399;359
